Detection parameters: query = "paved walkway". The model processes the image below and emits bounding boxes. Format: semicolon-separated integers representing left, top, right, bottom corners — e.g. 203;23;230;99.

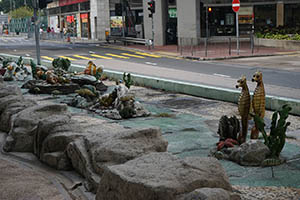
106;41;297;60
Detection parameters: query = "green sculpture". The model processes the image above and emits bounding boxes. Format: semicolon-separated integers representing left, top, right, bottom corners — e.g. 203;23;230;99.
52;58;71;71
17;56;24;67
216;115;240;150
30;60;37;78
252;104;291;158
2;57;12;68
123;72;133;89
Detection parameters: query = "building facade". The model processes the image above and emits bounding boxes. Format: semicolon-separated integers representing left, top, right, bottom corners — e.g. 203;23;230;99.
47;0;300;45
47;0;91;38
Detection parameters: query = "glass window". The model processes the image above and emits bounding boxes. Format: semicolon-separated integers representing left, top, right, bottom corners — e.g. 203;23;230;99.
80;1;90;11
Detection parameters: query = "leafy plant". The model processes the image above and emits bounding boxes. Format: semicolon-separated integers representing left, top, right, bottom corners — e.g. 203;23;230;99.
30;60;37;78
252;104;292;158
17;56;24;67
52;58;71;71
2;57;12;68
123;72;133;89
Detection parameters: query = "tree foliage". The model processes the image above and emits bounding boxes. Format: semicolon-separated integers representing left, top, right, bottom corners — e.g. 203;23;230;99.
9;6;33;18
0;0;34;13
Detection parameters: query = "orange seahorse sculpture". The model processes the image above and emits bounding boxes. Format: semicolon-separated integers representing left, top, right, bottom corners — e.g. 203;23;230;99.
251;71;266;139
236;75;251;144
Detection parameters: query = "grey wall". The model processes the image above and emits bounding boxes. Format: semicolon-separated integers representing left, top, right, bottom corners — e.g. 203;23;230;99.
143;0;168;46
177;0;201;40
90;0;110;40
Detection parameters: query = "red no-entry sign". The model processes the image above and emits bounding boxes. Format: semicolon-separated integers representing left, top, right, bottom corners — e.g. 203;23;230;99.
232;0;240;13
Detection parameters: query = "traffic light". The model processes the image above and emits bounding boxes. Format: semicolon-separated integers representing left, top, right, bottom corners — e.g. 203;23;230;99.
39;0;53;9
148;0;155;18
208;7;212;12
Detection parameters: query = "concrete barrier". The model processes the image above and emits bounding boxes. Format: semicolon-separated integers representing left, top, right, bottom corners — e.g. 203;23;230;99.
1;53;300;116
254;38;300;51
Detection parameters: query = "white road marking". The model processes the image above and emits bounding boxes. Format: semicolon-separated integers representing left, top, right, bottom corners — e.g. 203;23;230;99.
145;62;157;66
213;73;231;78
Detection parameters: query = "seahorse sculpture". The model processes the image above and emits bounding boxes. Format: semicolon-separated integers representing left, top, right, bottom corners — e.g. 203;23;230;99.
251;71;266;139
235;75;251;144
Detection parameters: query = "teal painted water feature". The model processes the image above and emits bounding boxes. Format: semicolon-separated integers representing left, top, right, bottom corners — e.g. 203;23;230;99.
120;103;300;188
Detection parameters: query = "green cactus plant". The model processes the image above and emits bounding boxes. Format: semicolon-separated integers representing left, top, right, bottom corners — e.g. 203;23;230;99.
17;56;24;67
2;57;12;68
123;72;133;89
52;58;71;71
30;60;37;78
252;104;291;158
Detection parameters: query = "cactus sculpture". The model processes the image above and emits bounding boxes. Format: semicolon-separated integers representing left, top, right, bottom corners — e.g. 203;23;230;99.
52;58;71;71
216;115;240;150
17;56;24;67
252;104;291;158
236;75;251;144
123;72;133;89
251;71;266;139
30;60;37;78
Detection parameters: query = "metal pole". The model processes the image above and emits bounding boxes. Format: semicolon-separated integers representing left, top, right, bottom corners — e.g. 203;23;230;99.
34;0;41;65
236;12;239;55
229;37;231;55
206;4;209;38
151;16;154;49
205;4;209;57
251;33;254;54
205;38;207;57
122;0;126;39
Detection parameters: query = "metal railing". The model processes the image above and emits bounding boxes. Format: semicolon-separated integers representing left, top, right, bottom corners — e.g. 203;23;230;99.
107;36;151;48
178;34;257;58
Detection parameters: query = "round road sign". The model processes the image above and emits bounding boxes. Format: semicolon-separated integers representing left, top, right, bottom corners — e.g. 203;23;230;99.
232;0;240;13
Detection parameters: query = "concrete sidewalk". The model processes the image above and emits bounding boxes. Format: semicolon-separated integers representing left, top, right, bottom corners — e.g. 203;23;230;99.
103;41;298;60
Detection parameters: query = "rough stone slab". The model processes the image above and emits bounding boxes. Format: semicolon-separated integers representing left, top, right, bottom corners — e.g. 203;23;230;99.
0;84;22;98
34;114;72;158
96;152;231;200
0;100;37;133
229;140;270;166
180;188;231;200
67;139;101;193
4;104;68;152
41;151;72;170
87;127;168;175
0;95;24;115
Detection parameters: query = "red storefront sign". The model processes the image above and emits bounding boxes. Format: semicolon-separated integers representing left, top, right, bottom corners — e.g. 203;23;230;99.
59;0;88;6
67;15;75;23
80;13;88;19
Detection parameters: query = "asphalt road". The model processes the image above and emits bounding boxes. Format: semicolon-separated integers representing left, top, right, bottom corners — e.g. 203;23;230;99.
1;36;300;99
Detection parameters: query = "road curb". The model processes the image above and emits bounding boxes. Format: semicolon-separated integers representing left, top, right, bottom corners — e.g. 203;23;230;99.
1;53;300;116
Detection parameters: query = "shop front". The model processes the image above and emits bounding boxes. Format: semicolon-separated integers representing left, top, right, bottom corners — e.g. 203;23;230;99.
47;0;90;39
80;13;90;38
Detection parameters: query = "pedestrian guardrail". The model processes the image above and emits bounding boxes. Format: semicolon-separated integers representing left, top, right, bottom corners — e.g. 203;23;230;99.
107;36;151;48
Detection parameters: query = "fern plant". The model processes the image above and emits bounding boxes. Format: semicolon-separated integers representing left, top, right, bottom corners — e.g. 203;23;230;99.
252;104;291;158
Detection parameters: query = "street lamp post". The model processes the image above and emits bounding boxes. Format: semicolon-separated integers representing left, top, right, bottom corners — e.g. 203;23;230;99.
33;0;41;65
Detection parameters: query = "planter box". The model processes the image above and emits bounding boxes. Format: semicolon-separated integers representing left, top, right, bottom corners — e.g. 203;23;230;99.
254;37;300;50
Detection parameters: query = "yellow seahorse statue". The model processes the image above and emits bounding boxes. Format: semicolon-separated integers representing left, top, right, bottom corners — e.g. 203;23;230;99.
251;71;266;139
236;75;251;144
